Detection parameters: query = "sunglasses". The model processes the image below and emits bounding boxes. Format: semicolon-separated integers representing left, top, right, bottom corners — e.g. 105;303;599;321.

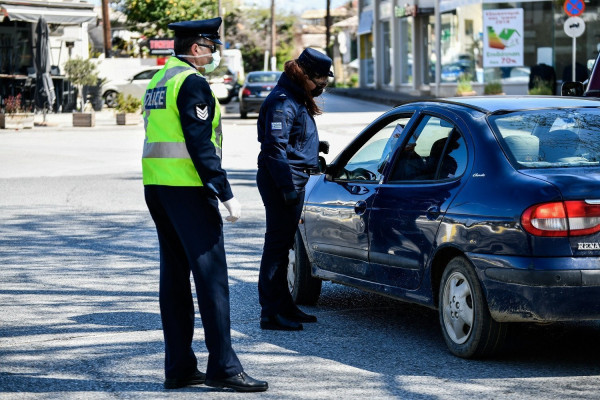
197;42;218;53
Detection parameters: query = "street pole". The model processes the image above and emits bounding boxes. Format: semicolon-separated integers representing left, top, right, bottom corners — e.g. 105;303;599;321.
326;0;331;59
270;0;276;70
101;0;111;58
218;0;223;53
434;0;441;97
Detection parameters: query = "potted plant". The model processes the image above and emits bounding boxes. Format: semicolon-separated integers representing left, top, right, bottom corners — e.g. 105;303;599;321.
456;73;477;96
115;93;142;125
0;93;34;129
484;81;504;95
64;57;99;127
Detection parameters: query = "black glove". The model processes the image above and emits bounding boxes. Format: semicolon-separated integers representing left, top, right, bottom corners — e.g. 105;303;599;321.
319;140;330;154
283;189;299;206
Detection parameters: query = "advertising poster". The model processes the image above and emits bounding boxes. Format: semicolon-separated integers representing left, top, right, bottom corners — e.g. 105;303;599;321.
483;9;524;68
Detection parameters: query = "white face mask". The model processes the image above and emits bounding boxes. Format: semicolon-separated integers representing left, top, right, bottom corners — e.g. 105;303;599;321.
178;51;220;73
203;51;221;73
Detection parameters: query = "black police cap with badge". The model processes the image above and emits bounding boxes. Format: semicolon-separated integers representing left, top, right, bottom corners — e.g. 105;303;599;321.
168;17;223;44
297;47;334;78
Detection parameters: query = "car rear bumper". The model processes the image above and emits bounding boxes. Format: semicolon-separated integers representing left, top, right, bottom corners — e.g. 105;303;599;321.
469;253;600;322
240;98;265;113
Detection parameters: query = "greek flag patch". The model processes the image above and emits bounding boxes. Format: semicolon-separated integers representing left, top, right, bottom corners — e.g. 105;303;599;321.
271;122;282;130
196;104;209;120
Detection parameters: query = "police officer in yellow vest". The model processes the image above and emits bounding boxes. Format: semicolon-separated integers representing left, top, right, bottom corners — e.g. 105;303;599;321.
142;17;268;393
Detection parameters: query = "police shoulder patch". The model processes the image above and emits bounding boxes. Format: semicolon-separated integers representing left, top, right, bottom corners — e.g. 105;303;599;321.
195;103;209;120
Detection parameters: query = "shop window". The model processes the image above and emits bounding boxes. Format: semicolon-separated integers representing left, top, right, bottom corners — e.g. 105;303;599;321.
0;21;33;75
401;18;413;84
382;20;392;85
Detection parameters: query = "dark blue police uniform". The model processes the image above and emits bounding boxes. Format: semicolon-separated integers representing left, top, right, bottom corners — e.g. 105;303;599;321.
143;17;248;389
256;68;323;327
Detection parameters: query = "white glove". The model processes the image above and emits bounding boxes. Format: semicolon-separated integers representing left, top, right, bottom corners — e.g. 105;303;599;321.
222;197;242;222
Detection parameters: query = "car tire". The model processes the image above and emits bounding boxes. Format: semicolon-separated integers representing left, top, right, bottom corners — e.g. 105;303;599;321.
240;110;247;119
104;90;118;108
288;230;322;305
438;256;506;358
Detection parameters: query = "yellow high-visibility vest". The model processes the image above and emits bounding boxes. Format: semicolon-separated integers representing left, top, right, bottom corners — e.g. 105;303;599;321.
142;57;222;186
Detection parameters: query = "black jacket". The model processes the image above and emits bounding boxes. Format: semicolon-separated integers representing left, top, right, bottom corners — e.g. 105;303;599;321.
257;72;319;191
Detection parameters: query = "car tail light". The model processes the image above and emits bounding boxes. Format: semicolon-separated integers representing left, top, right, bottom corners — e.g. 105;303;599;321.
521;200;600;237
242;88;251;97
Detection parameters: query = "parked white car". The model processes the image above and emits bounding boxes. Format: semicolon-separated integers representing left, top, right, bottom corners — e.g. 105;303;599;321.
102;66;162;108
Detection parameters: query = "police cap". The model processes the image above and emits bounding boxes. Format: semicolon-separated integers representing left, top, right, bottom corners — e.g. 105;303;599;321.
168;17;223;45
297;47;334;78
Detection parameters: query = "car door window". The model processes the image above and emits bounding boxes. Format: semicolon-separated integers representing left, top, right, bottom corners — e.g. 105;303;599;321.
333;117;412;182
388;115;467;182
133;70;158;80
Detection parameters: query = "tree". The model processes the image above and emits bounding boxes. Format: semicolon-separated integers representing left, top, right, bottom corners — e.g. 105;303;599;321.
64;57;99;112
116;0;217;37
224;6;297;72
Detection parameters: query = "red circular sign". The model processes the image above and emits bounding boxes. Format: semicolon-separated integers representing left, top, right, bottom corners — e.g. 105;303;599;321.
564;0;585;17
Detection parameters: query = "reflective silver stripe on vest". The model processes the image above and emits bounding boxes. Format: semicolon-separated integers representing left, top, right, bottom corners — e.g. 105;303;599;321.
142;140;191;159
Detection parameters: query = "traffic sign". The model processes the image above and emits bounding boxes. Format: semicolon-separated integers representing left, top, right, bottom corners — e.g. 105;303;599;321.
564;16;585;38
564;0;585;17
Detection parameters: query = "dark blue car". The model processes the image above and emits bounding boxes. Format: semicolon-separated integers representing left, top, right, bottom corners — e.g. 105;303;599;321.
288;96;600;358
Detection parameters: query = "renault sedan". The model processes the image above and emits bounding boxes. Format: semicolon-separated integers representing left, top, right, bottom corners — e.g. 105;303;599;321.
289;96;600;358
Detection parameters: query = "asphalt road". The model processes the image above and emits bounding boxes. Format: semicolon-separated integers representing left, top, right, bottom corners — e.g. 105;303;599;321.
1;94;600;399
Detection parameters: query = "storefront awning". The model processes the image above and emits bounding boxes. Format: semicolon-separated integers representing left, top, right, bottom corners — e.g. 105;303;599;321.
0;3;96;25
440;0;549;13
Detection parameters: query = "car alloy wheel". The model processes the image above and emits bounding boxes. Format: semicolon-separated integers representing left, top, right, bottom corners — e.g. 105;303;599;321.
441;270;473;345
438;256;506;358
104;90;118;108
287;230;322;305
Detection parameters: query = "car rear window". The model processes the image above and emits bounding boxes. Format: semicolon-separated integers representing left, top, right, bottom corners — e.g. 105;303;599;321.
488;108;600;168
247;72;281;83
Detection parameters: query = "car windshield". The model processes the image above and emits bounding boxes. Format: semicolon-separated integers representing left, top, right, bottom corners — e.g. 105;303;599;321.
488;108;600;168
247;72;281;83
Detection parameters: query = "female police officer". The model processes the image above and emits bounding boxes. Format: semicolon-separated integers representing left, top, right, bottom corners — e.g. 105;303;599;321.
143;17;267;392
256;48;332;331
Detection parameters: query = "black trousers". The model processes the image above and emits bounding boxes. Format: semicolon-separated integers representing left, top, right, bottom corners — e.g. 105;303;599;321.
256;167;305;318
144;185;243;380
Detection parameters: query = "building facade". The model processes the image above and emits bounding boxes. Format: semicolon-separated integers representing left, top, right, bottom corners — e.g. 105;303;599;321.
358;0;600;95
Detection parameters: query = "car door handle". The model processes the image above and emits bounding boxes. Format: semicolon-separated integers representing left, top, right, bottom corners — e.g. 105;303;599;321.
427;205;440;220
354;200;367;215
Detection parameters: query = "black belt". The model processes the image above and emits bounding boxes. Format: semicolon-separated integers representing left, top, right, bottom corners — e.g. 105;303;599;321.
301;167;320;175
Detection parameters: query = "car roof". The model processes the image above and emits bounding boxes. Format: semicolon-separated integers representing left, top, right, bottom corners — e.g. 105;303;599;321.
437;96;600;113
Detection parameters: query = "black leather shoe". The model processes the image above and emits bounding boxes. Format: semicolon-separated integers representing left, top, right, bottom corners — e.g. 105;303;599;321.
164;369;206;389
260;313;303;331
282;307;317;323
205;372;268;392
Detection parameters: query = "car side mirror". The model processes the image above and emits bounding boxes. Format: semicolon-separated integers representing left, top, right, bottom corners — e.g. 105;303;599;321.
324;163;337;181
561;81;585;97
318;156;327;173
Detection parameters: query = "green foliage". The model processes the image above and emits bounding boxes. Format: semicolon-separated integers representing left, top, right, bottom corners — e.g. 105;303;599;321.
528;77;553;95
115;93;142;113
117;0;216;37
224;6;297;73
456;73;473;94
64;57;99;87
484;81;503;95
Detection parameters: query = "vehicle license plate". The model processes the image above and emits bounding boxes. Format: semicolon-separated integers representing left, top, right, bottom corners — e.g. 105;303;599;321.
259;91;271;97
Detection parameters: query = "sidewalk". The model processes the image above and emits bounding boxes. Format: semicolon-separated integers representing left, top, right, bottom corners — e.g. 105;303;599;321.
29;109;127;130
328;87;434;107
